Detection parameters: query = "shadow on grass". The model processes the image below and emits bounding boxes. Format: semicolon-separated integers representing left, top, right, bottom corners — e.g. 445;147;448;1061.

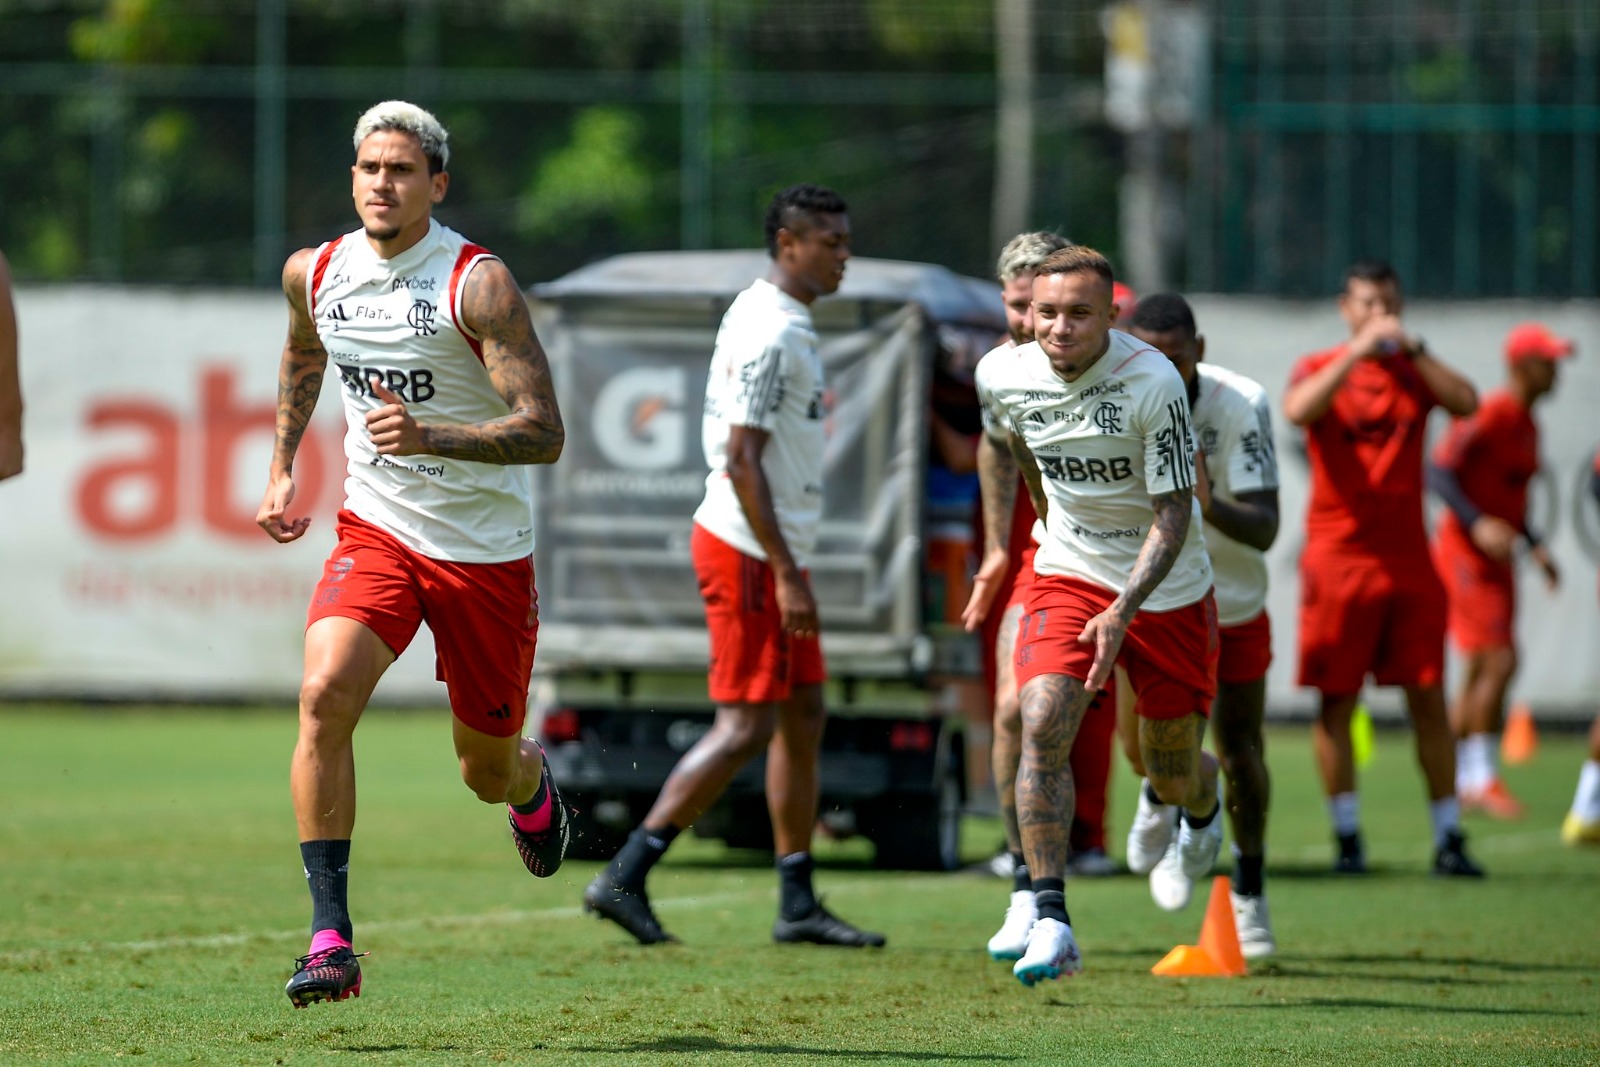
1294;952;1595;976
1233;997;1586;1017
571;1035;1014;1059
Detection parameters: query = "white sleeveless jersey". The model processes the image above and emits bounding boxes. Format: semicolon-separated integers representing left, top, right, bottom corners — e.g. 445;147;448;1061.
692;279;826;566
973;339;1046;546
985;331;1213;610
308;219;535;563
1192;362;1278;625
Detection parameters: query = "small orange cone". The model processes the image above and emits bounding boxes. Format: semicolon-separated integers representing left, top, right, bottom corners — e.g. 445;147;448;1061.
1151;876;1247;977
1502;703;1538;765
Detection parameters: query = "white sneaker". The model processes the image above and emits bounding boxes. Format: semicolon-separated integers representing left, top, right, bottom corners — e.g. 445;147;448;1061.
1176;809;1224;881
1067;847;1118;877
1126;781;1178;875
987;849;1016;879
1013;917;1081;986
986;890;1037;960
1230;891;1276;959
1149;841;1193;911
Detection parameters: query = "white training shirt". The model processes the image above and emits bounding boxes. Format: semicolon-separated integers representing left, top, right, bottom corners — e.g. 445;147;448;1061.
985;331;1213;610
308;219;535;563
692;278;826;566
973;338;1046;547
1191;362;1279;626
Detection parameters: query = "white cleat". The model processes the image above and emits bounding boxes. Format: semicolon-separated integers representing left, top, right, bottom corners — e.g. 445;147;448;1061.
1149;841;1193;911
1126;781;1178;875
1013;917;1081;986
1230;891;1276;959
987;890;1038;960
1176;809;1224;881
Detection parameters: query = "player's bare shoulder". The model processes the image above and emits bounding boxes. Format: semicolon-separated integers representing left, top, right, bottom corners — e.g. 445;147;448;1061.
281;248;319;312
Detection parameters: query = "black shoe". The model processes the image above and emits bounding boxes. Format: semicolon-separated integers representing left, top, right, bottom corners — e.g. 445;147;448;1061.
508;750;571;879
773;901;887;948
1333;831;1366;874
583;874;678;945
1432;829;1485;877
285;946;366;1008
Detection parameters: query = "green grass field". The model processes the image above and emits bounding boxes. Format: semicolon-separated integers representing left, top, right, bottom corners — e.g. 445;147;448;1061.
1;705;1596;1066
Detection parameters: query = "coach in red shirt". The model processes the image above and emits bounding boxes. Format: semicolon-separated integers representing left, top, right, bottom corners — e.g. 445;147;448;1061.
1283;259;1484;878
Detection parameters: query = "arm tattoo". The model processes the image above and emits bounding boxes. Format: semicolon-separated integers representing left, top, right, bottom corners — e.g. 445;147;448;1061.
1116;488;1192;622
420;260;565;465
1014;675;1095;878
976;434;1019;556
272;255;328;473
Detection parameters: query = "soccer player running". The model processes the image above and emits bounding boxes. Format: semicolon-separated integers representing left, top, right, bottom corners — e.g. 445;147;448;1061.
582;185;884;949
257;101;571;1008
1283;259;1484;877
1126;293;1279;958
984;247;1222;985
1428;323;1570;819
964;231;1120;965
1563;444;1600;847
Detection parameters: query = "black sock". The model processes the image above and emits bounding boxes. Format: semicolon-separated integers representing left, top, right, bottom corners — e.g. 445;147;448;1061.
1032;877;1070;926
611;824;678;889
1183;801;1220;829
777;851;818;921
1232;853;1264;897
1143;781;1165;806
509;765;548;814
1011;852;1032;893
301;839;352;941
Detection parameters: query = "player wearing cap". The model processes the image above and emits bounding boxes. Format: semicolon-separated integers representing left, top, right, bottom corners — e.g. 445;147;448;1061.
1428;323;1570;819
984;246;1221;986
1284;259;1484;878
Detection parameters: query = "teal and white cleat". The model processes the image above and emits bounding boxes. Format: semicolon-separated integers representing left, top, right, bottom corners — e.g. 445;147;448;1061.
1013;917;1081;986
986;890;1037;960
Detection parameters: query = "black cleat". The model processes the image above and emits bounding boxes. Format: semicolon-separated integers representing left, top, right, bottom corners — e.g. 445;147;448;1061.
773;901;887;948
1432;829;1485;878
583;874;678;945
508;751;571;879
1333;831;1366;874
285;946;366;1008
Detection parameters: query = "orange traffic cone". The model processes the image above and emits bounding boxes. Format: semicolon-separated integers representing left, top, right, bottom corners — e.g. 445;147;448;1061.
1502;703;1538;765
1151;876;1247;977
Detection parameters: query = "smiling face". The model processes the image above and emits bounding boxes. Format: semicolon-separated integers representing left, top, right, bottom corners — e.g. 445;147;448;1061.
1032;269;1116;380
351;129;448;254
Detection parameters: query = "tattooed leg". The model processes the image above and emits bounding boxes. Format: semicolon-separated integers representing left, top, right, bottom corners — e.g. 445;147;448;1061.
1140;712;1219;817
1016;674;1093;880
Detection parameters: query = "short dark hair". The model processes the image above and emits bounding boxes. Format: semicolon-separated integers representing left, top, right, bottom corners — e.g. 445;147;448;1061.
764;184;849;257
1035;245;1115;293
1128;292;1197;339
1343;258;1400;292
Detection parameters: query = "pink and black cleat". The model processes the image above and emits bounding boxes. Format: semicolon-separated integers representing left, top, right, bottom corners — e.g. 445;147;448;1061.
285;946;366;1008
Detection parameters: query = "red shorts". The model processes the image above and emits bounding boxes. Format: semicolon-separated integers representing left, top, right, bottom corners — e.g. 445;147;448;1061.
307;510;538;738
1296;553;1445;693
1015;574;1218;720
692;524;826;705
1005;542;1040;613
1218;609;1273;686
1432;531;1515;653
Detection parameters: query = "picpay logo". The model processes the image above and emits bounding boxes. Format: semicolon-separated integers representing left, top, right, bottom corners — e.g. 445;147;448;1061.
407;299;438;336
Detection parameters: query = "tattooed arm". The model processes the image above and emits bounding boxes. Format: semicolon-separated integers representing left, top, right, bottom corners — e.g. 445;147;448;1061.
257;248;329;543
961;432;1021;631
365;258;565;465
1006;428;1050;527
1079;487;1194;691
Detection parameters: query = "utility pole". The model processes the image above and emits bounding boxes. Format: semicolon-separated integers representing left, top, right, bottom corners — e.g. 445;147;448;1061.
681;0;713;250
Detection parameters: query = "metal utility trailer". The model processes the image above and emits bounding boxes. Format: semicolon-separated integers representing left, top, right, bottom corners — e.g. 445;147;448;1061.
524;251;1004;870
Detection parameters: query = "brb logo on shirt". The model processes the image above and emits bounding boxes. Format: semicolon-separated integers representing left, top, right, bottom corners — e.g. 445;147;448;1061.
1037;455;1135;483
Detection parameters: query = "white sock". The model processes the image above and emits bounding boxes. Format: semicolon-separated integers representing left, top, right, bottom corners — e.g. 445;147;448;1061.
1573;760;1600;821
1457;734;1494;793
1430;796;1462;848
1328;792;1360;836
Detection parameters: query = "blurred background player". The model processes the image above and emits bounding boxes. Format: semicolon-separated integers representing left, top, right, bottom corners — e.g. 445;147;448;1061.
1427;322;1570;819
964;231;1119;964
986;247;1221;985
1127;293;1279;958
1282;259;1483;877
1563;445;1600;846
0;249;21;481
583;185;884;949
256;101;571;1007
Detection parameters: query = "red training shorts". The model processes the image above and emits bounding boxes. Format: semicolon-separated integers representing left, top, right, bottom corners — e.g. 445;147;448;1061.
1296;553;1446;693
1432;527;1516;654
692;523;826;705
1005;541;1040;613
1014;574;1218;720
1217;609;1273;686
307;510;538;738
